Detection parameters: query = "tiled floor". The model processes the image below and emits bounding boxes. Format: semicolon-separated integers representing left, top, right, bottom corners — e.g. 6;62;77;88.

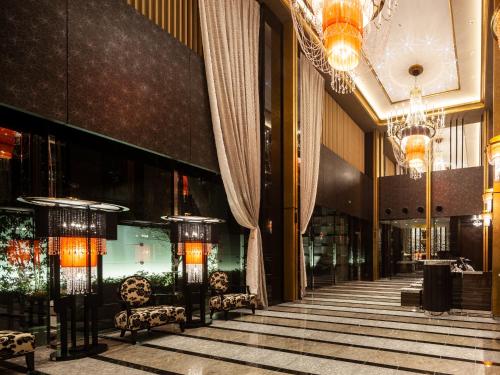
2;276;500;374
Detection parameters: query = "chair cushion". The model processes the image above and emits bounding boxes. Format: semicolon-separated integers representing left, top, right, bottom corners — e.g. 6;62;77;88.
0;331;35;358
120;275;152;307
115;305;186;331
209;271;229;293
209;293;257;311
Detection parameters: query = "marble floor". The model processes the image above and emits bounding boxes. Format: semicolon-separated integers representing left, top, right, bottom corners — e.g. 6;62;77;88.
2;276;500;374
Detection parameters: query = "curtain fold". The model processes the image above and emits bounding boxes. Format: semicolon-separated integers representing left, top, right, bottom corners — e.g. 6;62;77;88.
199;0;267;307
299;55;325;298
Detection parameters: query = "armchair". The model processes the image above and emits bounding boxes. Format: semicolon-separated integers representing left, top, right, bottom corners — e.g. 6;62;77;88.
208;271;257;320
114;275;186;343
0;331;35;373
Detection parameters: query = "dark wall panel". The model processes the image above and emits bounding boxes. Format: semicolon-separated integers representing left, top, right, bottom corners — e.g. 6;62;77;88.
316;146;372;221
68;0;191;162
1;0;218;172
379;167;483;220
189;53;218;171
0;0;67;122
379;174;426;220
432;167;483;218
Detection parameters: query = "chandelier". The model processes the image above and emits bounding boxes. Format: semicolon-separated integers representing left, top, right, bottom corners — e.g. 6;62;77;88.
290;0;398;94
388;65;445;180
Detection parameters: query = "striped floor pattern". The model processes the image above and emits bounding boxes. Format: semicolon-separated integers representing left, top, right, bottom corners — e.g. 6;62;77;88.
3;276;500;374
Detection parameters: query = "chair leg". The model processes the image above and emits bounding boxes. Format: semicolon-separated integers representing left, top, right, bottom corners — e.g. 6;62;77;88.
179;321;185;332
25;351;35;372
130;330;137;345
251;305;256;315
210;309;214;319
224;310;229;320
120;329;126;337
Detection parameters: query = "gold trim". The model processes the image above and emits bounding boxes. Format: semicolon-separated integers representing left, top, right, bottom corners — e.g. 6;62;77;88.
425;145;432;260
483;111;490;271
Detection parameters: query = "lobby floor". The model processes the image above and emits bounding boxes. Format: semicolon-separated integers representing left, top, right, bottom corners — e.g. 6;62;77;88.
2;276;500;374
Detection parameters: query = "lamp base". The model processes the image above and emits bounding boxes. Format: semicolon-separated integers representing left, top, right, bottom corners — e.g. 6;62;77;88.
50;343;108;361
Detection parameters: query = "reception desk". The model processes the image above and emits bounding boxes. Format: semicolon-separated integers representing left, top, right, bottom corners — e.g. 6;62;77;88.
419;260;492;312
452;271;492;311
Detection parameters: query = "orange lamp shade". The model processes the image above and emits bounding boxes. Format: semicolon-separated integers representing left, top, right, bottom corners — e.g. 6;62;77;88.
0;127;18;160
322;0;363;71
58;237;105;268
403;134;428;171
185;242;203;265
7;240;40;267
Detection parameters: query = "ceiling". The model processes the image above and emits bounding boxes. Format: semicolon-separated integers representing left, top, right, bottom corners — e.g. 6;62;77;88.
354;0;484;122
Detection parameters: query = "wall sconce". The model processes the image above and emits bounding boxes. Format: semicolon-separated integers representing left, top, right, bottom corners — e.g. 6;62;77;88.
493;5;500;48
482;212;492;227
487;136;500;181
483;188;493;213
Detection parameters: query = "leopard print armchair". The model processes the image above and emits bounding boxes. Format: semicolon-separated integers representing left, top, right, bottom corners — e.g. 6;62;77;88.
0;331;35;372
208;271;257;320
114;275;186;343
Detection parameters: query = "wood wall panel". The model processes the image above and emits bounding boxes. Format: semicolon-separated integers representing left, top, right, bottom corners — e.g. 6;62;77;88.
322;93;365;173
127;0;203;56
316;145;372;221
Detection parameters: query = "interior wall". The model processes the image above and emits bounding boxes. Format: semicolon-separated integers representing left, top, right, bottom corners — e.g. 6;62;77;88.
322;93;365;173
126;0;203;56
316;146;373;221
0;0;218;172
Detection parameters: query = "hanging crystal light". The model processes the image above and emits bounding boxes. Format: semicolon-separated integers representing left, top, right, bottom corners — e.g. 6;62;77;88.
290;0;398;94
388;65;445;180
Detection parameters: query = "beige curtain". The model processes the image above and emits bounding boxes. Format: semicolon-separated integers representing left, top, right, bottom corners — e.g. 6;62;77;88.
199;0;267;307
299;55;325;297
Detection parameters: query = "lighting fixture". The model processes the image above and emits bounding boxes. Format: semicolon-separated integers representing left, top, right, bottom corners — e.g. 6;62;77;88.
487;135;500;182
162;215;224;284
0;127;20;160
18;197;128;294
472;215;482;227
492;5;500;48
482;212;492;227
388;65;445;180
7;240;40;268
483;188;493;213
290;0;397;94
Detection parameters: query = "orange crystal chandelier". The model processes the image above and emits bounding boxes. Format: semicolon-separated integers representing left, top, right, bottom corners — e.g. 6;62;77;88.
291;0;397;94
388;65;444;180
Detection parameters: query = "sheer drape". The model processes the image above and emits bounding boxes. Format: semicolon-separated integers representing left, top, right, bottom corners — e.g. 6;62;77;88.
199;0;267;307
299;55;325;297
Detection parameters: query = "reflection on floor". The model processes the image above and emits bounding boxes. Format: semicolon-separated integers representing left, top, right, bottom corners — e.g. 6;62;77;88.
2;276;500;374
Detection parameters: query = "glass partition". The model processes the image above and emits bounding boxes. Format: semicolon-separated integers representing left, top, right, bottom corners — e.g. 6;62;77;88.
303;207;369;287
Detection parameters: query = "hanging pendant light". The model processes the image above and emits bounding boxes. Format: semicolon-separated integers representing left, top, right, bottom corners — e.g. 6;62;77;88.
388;65;444;179
290;0;397;94
323;0;363;72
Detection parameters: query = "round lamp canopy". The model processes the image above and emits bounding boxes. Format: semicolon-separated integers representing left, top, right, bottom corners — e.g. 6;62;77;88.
17;196;129;212
162;215;224;244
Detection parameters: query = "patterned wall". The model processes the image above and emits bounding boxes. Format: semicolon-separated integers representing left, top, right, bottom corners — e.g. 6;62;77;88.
0;0;218;172
379;167;483;220
0;0;67;122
